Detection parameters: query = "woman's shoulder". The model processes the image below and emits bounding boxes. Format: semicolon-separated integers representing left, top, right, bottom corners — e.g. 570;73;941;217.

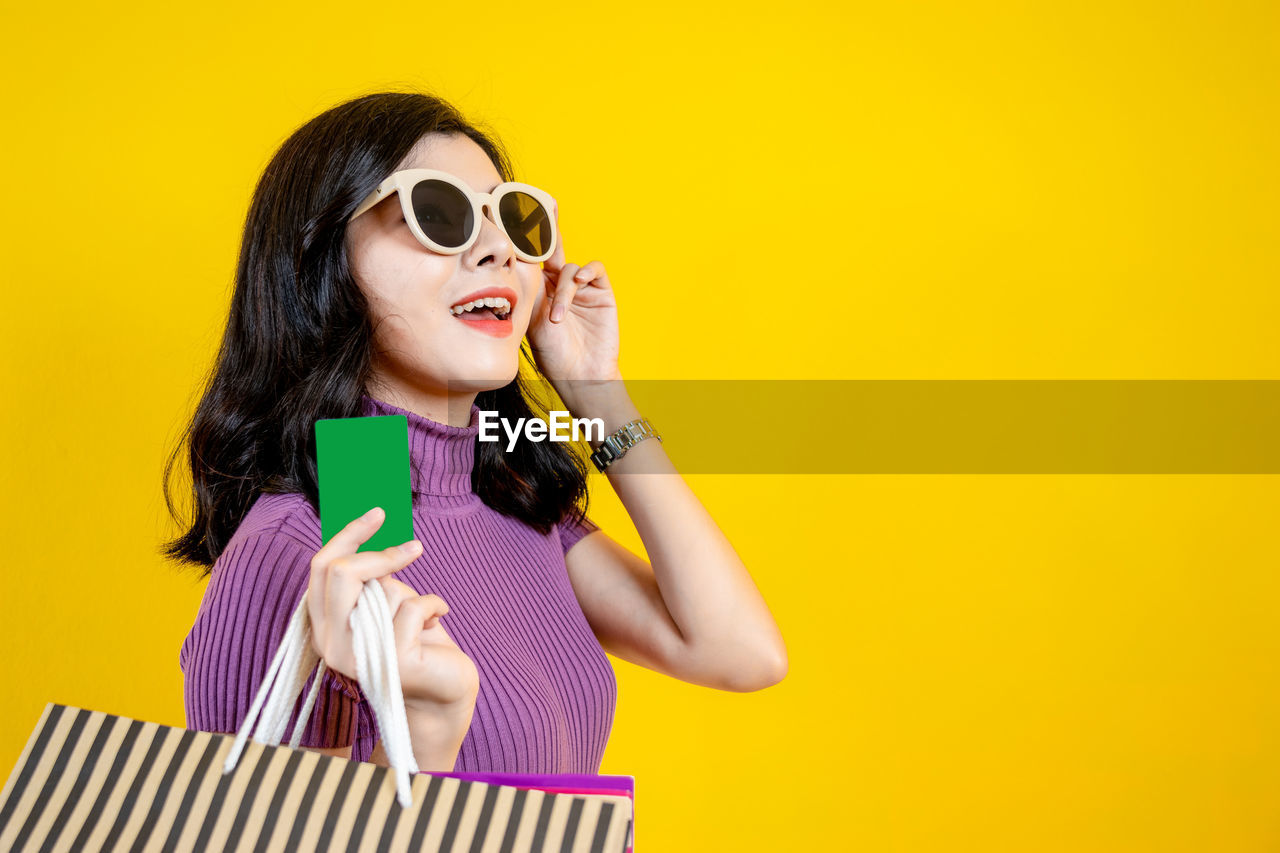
554;512;600;556
200;492;322;613
225;490;323;556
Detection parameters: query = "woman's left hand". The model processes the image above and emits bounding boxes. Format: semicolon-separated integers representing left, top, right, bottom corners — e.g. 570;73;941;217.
526;202;622;384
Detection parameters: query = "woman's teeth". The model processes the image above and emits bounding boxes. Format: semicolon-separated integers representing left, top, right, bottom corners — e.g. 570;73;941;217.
450;296;512;319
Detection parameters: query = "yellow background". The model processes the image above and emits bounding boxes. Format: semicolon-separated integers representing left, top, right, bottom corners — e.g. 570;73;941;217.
2;1;1278;849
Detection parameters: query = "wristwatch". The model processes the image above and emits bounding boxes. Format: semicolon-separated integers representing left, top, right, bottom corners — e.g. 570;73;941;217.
590;417;662;472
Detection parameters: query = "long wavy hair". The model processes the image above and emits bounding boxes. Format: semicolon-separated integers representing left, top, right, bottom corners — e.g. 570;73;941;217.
161;91;590;577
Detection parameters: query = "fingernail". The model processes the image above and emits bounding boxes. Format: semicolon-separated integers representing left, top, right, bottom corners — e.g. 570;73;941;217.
551;304;564;322
364;506;383;519
574;271;588;282
401;540;421;554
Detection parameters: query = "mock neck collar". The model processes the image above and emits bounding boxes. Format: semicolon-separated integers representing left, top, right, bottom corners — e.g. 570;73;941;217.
359;394;481;505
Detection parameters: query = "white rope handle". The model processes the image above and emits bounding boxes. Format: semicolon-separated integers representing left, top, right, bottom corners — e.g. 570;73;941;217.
221;579;420;808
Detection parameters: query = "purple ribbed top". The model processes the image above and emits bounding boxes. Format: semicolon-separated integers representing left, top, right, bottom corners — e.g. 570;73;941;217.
180;394;616;773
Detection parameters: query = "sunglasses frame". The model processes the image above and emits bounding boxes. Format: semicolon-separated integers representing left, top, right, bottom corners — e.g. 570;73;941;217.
349;168;558;264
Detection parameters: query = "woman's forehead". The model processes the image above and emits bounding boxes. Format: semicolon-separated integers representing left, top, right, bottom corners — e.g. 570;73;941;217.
397;133;502;193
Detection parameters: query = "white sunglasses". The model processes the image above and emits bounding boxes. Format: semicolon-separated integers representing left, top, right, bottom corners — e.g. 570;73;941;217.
350;168;558;263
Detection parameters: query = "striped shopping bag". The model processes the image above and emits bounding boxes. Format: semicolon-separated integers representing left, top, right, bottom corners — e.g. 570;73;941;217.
0;702;633;852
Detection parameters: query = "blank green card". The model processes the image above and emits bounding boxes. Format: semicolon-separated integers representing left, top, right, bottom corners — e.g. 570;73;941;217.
315;414;413;551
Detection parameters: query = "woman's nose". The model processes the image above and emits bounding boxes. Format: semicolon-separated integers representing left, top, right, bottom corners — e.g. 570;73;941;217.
477;203;506;240
479;201;501;227
470;202;516;266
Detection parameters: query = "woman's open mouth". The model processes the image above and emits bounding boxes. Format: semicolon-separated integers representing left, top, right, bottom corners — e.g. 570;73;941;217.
450;295;514;338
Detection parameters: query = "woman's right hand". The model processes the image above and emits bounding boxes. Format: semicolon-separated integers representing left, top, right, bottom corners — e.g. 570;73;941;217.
307;506;480;715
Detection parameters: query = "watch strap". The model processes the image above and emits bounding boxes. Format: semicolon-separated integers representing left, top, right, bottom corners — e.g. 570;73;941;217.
590;417;662;472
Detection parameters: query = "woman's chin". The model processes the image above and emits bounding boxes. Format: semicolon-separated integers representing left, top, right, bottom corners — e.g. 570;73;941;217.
442;365;520;393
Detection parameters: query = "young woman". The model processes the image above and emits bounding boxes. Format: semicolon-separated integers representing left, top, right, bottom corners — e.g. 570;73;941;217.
165;91;787;774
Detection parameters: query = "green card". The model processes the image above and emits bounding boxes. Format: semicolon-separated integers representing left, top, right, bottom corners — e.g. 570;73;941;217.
315;414;413;551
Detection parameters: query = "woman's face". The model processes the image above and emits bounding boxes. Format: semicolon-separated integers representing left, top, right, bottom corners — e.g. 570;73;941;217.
346;133;544;407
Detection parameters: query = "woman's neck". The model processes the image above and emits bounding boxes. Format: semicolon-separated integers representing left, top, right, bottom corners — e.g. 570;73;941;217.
363;380;479;428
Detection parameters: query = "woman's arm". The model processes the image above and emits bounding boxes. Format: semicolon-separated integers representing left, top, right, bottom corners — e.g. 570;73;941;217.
300;699;474;773
366;701;474;771
302;687;476;769
302;701;473;768
560;380;788;693
526;223;786;692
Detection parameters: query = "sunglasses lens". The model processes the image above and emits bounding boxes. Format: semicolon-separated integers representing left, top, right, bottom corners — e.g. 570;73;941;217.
409;180;474;248
499;192;553;259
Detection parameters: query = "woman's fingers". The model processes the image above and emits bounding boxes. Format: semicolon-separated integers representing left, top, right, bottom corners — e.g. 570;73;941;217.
573;261;612;299
537;202;611;324
391;593;451;657
378;576;448;637
309;506;386;624
314;506;388;564
308;524;421;666
543;256;610;326
549;263;581;324
539;201;571;320
315;541;421;626
322;544;422;640
377;575;420;614
302;505;467;700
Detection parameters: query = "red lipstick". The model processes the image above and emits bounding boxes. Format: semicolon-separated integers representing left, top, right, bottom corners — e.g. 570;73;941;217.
450;286;518;339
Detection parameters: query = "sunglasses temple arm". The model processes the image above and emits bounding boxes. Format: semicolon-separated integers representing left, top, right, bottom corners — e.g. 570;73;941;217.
350;180;401;221
350;193;381;221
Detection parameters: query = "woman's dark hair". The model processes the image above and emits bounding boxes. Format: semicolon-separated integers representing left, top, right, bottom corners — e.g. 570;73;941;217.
161;91;589;576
